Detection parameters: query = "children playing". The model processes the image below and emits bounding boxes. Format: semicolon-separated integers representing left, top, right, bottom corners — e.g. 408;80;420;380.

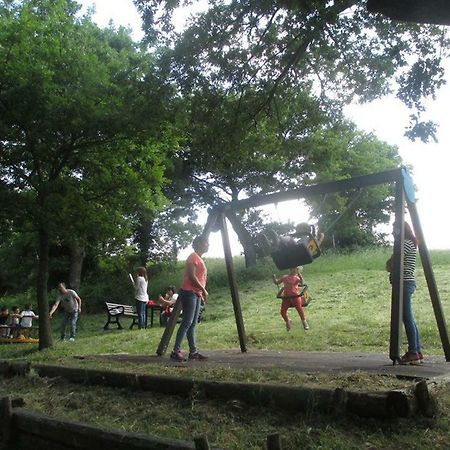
158;285;179;327
20;303;39;338
6;306;21;338
273;266;309;331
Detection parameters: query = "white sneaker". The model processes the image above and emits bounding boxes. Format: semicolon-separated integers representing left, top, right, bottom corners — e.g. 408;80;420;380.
285;319;292;331
69;337;75;342
302;320;309;330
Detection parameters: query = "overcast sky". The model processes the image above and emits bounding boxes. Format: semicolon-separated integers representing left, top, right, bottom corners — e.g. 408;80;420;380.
79;0;450;257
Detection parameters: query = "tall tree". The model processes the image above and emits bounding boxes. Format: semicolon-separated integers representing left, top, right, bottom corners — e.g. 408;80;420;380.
0;0;173;349
133;0;448;261
301;123;402;247
137;0;449;142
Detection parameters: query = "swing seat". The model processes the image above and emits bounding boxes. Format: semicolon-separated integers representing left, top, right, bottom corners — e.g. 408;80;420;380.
271;239;314;270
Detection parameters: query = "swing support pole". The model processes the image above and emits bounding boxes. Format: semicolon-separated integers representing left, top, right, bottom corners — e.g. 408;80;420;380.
389;181;404;364
407;197;450;361
220;212;247;352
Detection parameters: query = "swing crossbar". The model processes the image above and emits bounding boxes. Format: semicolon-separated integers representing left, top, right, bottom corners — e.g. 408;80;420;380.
220;168;402;213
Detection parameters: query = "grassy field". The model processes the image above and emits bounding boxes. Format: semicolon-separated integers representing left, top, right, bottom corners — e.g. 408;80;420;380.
1;248;450;449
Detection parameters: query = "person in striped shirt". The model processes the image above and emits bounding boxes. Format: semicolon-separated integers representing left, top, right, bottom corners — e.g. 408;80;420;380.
386;222;422;365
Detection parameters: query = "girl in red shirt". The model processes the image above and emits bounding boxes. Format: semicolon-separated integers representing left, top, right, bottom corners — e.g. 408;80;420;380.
273;267;309;331
170;235;209;362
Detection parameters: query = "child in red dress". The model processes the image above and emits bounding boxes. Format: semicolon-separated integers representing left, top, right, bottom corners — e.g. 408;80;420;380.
273;267;309;331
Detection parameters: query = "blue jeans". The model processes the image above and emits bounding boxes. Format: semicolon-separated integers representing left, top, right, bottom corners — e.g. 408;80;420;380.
402;281;421;353
173;290;202;354
61;311;78;340
136;300;147;329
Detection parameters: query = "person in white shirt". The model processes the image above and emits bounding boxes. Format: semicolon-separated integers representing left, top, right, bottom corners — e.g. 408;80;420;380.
134;267;149;329
20;303;39;338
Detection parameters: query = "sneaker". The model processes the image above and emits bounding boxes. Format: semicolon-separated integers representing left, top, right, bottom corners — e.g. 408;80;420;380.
399;351;421;365
302;320;310;330
188;352;208;361
285;319;292;331
170;350;186;362
69;337;75;342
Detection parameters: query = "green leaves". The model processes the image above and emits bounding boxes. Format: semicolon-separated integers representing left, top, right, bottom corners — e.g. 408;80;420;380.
0;0;181;269
138;0;449;141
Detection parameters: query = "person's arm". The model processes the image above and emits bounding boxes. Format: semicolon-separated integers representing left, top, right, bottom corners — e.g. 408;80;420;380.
49;300;60;318
385;256;393;273
187;261;208;300
75;293;82;314
272;274;281;285
158;295;172;307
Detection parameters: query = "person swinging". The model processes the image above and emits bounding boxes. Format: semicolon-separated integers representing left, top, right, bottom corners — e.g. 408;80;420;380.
273;266;310;331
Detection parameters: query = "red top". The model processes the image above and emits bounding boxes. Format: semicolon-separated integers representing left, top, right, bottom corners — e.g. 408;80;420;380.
181;252;207;298
280;274;301;297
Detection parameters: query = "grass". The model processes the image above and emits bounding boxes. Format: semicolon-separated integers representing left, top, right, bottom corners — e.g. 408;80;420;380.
1;248;450;449
1;372;450;450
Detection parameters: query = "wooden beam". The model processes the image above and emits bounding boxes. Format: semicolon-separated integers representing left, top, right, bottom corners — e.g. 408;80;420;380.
0;397;12;444
367;0;450;26
389;182;404;364
220;213;247;352
407;200;450;361
156;299;182;356
222;168;402;212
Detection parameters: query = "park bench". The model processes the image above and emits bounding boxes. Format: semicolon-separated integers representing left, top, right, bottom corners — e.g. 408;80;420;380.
103;301;162;330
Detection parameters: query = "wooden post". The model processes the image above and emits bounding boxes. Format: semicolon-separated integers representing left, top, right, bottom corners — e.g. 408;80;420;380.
0;396;13;443
220;212;247;352
194;436;211;450
407;199;450;361
267;433;282;450
389;182;404;364
156;300;182;356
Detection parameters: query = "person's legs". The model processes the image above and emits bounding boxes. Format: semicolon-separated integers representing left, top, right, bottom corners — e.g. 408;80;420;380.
280;299;292;330
21;327;31;338
292;297;306;321
186;296;202;355
136;300;147;329
69;311;79;339
60;312;70;340
280;300;290;322
173;291;198;353
402;281;420;353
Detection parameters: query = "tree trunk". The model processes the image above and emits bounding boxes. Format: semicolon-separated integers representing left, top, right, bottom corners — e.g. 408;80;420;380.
136;216;153;266
37;226;53;350
225;211;257;267
68;243;85;291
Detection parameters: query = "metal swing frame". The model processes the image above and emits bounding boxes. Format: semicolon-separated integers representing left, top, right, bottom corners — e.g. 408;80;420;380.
157;166;450;364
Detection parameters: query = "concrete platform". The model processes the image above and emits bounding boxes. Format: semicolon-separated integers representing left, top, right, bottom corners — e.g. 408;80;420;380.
89;349;450;380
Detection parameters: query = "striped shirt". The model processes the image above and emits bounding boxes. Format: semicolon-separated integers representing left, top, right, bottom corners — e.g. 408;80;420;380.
403;239;417;282
389;238;416;283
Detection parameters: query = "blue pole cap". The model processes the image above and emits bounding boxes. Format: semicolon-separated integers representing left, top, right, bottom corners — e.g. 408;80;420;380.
401;165;416;203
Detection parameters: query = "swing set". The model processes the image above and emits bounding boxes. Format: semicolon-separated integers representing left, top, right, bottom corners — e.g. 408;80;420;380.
157;166;450;365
